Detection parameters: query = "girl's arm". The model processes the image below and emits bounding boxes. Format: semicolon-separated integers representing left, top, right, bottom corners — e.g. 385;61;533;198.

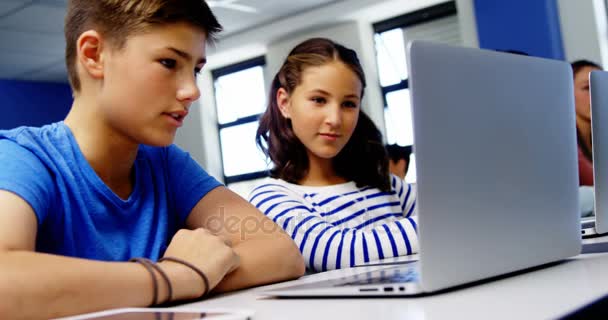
249;183;419;272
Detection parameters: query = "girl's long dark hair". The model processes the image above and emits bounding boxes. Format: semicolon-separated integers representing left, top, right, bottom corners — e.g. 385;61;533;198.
256;38;390;192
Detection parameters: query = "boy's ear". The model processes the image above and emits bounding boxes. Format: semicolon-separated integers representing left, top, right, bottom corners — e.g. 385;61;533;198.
77;30;105;80
276;87;291;119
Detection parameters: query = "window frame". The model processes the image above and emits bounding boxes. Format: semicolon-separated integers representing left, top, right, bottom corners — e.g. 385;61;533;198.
373;1;458;183
373;1;457;110
211;56;270;185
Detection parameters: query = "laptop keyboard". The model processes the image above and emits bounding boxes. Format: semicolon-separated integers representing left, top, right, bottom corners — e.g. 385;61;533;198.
582;219;596;229
336;265;419;286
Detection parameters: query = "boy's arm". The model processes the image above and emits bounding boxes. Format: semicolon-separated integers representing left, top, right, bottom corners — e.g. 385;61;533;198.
185;186;306;292
0;190;156;319
0;190;233;319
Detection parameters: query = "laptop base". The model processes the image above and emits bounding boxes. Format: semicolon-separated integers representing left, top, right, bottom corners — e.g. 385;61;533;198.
581;218;608;238
263;264;423;297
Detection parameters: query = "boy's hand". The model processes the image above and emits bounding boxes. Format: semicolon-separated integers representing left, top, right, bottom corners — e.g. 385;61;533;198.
159;228;240;300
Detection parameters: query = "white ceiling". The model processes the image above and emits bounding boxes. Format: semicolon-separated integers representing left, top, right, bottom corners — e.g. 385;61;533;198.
0;0;340;83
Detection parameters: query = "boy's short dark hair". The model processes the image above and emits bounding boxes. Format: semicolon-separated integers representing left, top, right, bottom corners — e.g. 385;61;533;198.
385;144;412;163
64;0;222;92
571;60;602;78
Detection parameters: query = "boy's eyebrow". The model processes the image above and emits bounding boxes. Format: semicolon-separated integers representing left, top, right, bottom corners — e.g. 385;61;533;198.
168;47;207;64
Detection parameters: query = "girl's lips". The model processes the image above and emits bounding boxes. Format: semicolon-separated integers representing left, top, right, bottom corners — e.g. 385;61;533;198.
319;133;341;141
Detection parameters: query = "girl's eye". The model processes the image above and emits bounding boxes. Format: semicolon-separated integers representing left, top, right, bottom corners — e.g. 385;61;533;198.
160;59;177;69
343;101;358;108
312;97;326;104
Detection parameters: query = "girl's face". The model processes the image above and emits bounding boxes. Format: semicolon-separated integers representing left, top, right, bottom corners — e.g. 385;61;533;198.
277;61;362;163
574;65;601;122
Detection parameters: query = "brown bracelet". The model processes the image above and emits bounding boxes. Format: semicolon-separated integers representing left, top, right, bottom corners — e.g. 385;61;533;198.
147;260;173;304
129;258;158;306
130;258;173;305
159;256;210;297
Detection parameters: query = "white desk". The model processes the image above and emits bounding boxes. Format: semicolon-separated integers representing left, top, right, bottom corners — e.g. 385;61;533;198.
67;236;608;320
172;240;608;319
583;233;608;245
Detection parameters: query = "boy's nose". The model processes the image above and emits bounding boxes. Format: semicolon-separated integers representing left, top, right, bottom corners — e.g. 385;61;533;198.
177;76;201;103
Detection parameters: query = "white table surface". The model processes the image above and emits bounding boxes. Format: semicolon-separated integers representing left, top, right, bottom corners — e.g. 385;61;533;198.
178;243;608;319
66;235;608;320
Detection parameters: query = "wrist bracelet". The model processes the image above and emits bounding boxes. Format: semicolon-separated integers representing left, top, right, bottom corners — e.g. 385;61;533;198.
130;257;174;305
147;260;173;304
129;258;159;306
158;256;210;297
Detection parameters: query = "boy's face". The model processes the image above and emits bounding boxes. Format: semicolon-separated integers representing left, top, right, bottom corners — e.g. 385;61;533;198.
98;22;207;146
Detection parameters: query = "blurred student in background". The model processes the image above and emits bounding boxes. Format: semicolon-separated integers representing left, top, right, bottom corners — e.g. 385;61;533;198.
385;144;412;180
572;60;602;186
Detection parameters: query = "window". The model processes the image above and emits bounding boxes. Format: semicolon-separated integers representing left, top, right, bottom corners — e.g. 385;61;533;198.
373;1;461;183
212;57;270;193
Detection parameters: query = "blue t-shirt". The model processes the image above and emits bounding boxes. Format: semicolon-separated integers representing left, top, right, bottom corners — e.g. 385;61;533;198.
0;122;222;261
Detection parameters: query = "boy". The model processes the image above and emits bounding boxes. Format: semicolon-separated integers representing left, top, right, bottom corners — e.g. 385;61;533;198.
386;144;412;180
0;1;304;318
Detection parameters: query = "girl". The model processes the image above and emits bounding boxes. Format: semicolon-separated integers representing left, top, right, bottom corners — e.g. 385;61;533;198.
250;38;418;272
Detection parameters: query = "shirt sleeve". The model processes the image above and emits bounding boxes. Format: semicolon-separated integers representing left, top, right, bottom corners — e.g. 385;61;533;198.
164;144;223;223
249;182;419;272
0;139;55;225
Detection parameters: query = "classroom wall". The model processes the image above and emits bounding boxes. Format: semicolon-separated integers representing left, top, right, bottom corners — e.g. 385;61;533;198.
454;0;479;48
179;0;456;181
466;0;608;65
557;0;608;66
6;0;608;187
473;0;565;59
173;104;209;174
7;0;567;182
0;80;72;130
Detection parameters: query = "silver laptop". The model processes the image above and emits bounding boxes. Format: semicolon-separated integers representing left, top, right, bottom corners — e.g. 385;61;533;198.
582;70;608;237
263;41;581;297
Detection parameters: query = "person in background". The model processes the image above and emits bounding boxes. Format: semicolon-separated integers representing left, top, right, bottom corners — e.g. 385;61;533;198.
385;144;412;180
0;1;304;318
571;60;603;186
250;38;418;273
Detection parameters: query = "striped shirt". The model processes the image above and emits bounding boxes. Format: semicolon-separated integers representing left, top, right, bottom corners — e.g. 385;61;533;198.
248;175;418;272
